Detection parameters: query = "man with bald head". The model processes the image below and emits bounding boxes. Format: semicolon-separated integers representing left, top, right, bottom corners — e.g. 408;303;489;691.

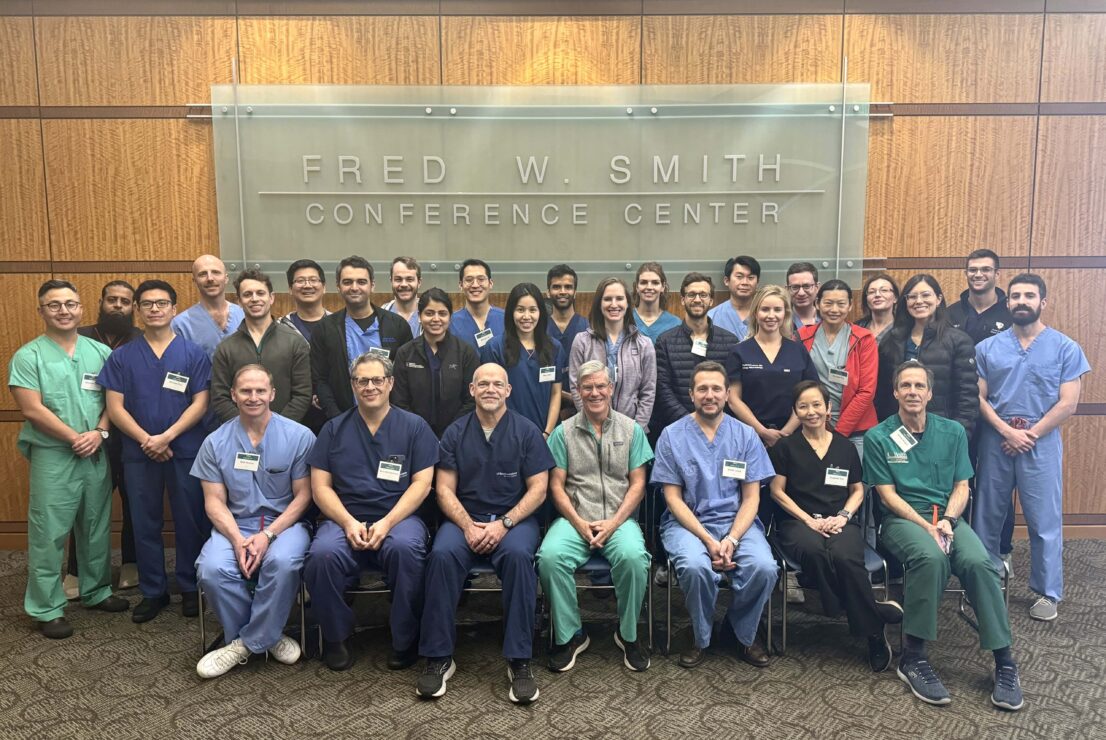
172;254;245;359
416;363;554;705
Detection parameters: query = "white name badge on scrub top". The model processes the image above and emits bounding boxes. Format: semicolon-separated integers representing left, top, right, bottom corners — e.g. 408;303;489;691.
539;366;557;383
81;373;101;391
163;372;189;393
377;461;402;482
890;426;919;453
691;339;708;357
234;452;260;472
825;467;849;487
828;367;849;384
368;346;390;359
475;328;494;348
722;459;747;480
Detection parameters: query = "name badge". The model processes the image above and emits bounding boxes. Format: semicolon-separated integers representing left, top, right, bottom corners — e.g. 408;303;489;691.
368;346;390;359
539;366;557;383
377;461;402;482
828;367;849;384
890;426;918;453
722;459;747;480
81;373;101;392
691;339;708;357
234;452;260;472
825;467;849;487
475;328;494;348
163;372;189;393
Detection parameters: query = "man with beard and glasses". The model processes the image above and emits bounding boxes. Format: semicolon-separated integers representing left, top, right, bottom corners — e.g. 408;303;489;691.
381;256;423;338
974;274;1089;623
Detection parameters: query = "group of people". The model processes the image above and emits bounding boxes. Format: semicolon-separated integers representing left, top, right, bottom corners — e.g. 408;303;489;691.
8;249;1088;711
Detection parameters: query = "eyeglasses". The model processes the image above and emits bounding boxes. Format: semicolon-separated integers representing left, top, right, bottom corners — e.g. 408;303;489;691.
352;376;390;389
905;291;937;303
866;287;894;296
461;276;489;287
788;283;817;293
291;277;322;287
579;382;612;394
138;299;173;311
683;292;712;301
41;301;80;313
965;267;995;275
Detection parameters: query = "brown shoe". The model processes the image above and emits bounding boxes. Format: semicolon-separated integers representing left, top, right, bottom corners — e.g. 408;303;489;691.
678;646;706;669
739;641;770;668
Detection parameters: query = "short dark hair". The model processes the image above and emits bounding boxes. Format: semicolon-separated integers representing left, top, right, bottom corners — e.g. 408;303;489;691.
893;360;934;390
547;264;577;289
391;256;421;279
459;258;491;281
723;255;761;280
134;279;177;305
337;255;374;283
286;259;325;286
680;272;714;295
786;261;819;282
100;280;135;299
418;286;453;314
690;360;729;391
234;268;273;294
792;379;829;408
1007;272;1047;299
816;279;852;302
38;279;77;299
966;249;1000;270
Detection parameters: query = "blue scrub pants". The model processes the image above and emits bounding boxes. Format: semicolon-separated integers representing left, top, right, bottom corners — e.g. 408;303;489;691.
303;517;428;650
419;516;539;661
974;425;1064;602
661;516;776;649
196;520;310;653
125;457;210;598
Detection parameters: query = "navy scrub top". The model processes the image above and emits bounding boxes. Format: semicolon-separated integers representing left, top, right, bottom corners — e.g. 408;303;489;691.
725;337;818;429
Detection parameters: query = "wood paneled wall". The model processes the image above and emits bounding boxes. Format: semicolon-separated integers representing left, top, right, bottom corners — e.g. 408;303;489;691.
1;1;1104;540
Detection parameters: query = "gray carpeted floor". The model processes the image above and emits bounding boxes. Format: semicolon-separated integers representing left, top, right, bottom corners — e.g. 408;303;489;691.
1;540;1103;739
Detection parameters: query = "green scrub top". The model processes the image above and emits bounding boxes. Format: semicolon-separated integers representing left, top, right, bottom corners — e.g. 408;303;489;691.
862;412;973;515
8;334;110;457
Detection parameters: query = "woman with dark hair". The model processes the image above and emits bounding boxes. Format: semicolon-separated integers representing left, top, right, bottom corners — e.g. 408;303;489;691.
857;274;899;342
632;261;681;344
875;274;978;433
391;288;479;437
798;279;878;458
480;282;564;437
768;380;903;672
568;277;656;432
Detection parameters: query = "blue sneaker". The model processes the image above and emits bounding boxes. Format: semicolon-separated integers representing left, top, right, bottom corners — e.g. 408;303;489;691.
991;663;1024;711
897;658;951;706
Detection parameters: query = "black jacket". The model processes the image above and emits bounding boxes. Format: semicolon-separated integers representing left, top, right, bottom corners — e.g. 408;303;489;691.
390;332;479;437
947;288;1013;345
310;306;414;418
876;323;979;435
654;320;740;430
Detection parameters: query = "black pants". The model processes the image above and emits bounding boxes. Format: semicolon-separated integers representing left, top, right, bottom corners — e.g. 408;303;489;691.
774;519;882;637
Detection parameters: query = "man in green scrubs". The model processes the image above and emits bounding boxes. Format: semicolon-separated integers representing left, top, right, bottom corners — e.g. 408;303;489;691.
864;361;1022;711
8;279;129;638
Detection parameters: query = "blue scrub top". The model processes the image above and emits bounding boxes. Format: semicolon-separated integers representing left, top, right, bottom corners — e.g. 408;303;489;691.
97;335;212;463
976;327;1090;421
725;337;818;429
171;302;244;359
450;306;505;351
438;409;555;516
651;415;775;526
480;336;565;432
382;299;422;338
633;309;682;345
548;313;588;383
344;312;382;366
707;302;749;341
307;406;439;521
190;413;315;522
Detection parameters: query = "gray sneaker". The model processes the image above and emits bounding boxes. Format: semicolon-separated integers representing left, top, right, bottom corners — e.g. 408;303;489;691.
1029;596;1057;621
991;663;1024;711
897;658;951;706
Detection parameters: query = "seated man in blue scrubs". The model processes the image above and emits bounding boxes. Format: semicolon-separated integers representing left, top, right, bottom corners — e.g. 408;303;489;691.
652;360;777;669
303;353;439;672
416;363;554;705
192;365;314;678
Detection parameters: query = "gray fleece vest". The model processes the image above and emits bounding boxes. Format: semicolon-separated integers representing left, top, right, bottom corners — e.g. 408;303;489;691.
562;409;637;521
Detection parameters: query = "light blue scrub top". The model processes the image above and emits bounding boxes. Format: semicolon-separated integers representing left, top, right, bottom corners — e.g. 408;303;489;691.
449;306;505;351
382;299;422;338
633;309;681;345
707;302;749;341
171;302;244;359
344;312;382;366
976;327;1090;421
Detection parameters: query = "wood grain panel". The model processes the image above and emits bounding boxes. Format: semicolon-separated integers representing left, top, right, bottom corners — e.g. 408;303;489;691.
1034;269;1103;404
884;269;961;305
845;14;1043;104
62;273;195;323
238;16;440;85
442;16;640;85
642;15;841;84
1031;116;1106;258
865;116;1035;259
43;119;218;263
0;423;29;521
0;17;36;106
1042;14;1106;102
34;16;236;106
0;120;49;261
0;273;53;412
1061;416;1106;515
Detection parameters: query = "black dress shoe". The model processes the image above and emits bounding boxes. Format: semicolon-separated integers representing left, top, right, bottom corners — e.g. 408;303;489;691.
88;595;129;613
388;645;418;670
132;593;170;623
324;639;354;671
739;641;770;668
180;591;199;618
40;617;73;639
678;646;706;669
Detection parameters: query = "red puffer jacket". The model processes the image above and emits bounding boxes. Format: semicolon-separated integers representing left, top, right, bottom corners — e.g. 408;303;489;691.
798;323;879;437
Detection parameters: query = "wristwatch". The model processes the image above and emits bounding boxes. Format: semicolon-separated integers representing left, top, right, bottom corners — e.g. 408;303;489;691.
262;528;277;543
502;516;515;530
940;515;958;528
95;427;109;440
836;509;853;521
724;535;740;548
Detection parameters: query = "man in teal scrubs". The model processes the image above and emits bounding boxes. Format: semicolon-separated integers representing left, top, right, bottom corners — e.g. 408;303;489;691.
8;280;130;638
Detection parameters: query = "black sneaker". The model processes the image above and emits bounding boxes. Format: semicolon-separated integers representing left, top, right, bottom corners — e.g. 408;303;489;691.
613;631;650;672
991;663;1024;711
548;631;590;673
507;659;540;704
416;657;455;699
88;595;129;613
132;593;170;623
876;599;904;625
868;629;892;673
181;591;200;618
897;657;951;706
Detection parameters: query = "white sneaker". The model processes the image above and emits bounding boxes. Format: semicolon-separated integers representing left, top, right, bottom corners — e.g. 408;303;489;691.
63;574;79;601
197;638;251;678
1029;596;1058;622
786;572;805;604
117;563;139;590
268;635;301;665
